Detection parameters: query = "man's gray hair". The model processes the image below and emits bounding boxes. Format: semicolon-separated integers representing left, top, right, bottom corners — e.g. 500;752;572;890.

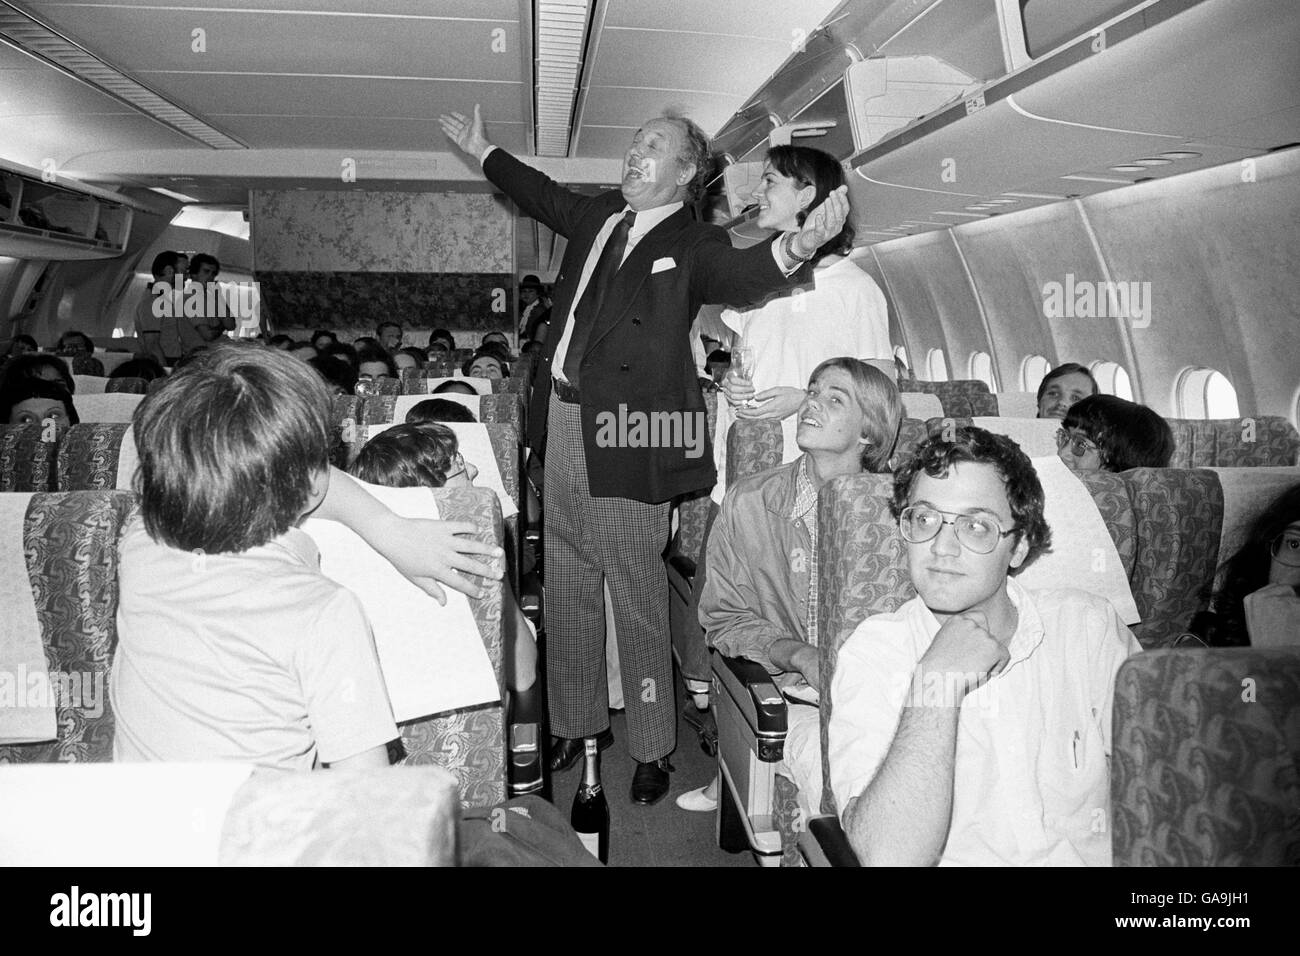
662;111;712;202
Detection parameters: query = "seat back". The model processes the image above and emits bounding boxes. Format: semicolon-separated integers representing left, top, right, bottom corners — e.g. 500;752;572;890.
71;392;143;424
398;486;508;807
1168;417;1300;468
105;377;147;394
994;391;1041;418
0;491;137;764
902;380;997;417
0;424;58;492
725;418;783;488
56;423;132;491
1111;647;1300;866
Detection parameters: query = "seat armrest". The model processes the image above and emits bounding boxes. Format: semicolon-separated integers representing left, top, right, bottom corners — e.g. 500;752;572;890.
799;815;860;867
519;569;543;624
711;651;786;761
667;553;697;581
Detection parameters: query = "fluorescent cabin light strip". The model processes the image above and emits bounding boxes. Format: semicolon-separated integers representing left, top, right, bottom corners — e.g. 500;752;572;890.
534;0;592;157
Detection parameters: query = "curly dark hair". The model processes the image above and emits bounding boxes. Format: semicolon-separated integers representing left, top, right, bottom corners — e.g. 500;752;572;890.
348;422;459;489
766;145;854;258
1062;395;1173;471
891;425;1052;575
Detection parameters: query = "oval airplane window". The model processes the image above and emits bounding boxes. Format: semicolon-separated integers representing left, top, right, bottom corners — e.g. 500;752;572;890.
1175;367;1240;419
894;344;910;374
1090;360;1134;401
968;351;997;391
1021;355;1051;393
926;349;949;382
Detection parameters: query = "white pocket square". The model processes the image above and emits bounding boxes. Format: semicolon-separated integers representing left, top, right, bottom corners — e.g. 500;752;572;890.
651;257;676;274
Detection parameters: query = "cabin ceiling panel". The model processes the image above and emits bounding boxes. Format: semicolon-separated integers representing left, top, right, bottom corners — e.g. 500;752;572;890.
28;1;519;15
603;0;837;40
568;125;638;162
0;112;197;169
204;115;528;154
578;86;740;134
586;31;785;101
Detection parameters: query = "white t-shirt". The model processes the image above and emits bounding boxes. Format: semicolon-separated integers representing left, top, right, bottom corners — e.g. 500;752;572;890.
829;578;1140;866
112;516;398;770
712;256;891;501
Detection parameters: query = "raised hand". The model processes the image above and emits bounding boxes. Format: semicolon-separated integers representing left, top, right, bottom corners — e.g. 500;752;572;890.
438;104;491;159
917;610;1009;702
792;184;850;259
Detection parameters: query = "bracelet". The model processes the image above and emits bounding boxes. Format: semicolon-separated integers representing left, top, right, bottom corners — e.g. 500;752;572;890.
783;231;814;263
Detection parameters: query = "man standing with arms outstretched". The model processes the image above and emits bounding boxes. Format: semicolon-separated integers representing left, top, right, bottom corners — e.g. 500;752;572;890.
440;104;848;804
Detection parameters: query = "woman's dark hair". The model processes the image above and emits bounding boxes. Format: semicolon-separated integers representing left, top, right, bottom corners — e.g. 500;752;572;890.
310;329;337;350
356;344;398;378
110;357;167;382
1201;483;1300;645
133;347;332;553
325;341;358;369
0;353;75;394
428;328;456;351
349;423;459;489
892;425;1052;575
433;379;477;396
1036;362;1099;408
0;377;78;426
309;353;358;397
765;144;854;258
1062;395;1174;472
405;398;478;424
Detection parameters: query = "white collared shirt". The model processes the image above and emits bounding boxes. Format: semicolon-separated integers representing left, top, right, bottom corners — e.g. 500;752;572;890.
829;578;1141;866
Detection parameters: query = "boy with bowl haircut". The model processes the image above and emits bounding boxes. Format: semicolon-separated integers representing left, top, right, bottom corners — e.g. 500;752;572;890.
831;426;1140;865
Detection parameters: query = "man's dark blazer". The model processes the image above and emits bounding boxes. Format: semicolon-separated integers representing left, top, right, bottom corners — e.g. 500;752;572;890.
484;148;794;503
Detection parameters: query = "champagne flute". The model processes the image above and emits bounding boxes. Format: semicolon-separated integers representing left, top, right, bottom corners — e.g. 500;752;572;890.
731;345;759;407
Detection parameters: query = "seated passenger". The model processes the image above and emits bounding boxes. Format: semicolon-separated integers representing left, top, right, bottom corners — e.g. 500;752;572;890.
112;347;399;770
433;379;477;396
288;341;318;362
395;346;427;374
428;328;456;353
267;334;294;350
0;377;78;428
377;320;403;352
349;423;538;692
465;350;507;380
310;329;337;352
480;331;510;350
681;358;903;814
4;334;39;359
406;398;477;424
356;345;398;389
0;353;75;393
1055;394;1174;473
309;353;358;398
831;426;1141;866
110;357;167;382
1036;363;1098;419
1188;483;1300;647
57;330;95;359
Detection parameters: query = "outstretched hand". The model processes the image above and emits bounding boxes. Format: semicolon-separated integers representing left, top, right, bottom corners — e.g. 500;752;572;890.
438;104;491;159
374;513;504;605
792;184;850;258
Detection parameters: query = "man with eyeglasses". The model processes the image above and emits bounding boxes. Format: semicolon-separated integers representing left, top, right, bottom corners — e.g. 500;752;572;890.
829;426;1141;866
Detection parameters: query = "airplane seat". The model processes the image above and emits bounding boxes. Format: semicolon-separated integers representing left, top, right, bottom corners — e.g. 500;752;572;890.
71;392;144;424
1111;647;1300;866
887;417;930;470
495;375;527;395
901;380;997;417
898;391;944;420
479;393;523;430
56;423;132;491
69;355;104;377
453;347;474;365
373;376;402;396
73;374;108;394
104;376;147;395
331;394;363;462
395;486;509;808
0;423;58;492
994;391;1041;418
1169;417;1300;468
399;366;426;394
146;377;167;395
0;490;136;764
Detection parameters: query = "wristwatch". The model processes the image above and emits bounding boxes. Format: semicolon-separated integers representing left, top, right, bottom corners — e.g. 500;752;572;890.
782;231;814;263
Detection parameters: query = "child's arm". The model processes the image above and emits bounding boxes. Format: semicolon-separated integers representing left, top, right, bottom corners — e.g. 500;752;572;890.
316;466;504;604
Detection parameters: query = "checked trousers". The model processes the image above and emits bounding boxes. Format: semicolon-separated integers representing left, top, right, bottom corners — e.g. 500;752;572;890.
544;392;675;762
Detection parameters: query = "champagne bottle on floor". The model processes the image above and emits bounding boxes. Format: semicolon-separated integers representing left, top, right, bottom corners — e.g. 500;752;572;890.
570;737;609;863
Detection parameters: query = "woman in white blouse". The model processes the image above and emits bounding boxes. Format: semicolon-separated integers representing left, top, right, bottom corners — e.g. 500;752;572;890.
711;145;892;503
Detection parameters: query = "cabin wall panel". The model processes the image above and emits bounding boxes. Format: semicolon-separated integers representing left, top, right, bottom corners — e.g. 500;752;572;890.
1081;150;1300;418
847;253;907;363
870;233;983;381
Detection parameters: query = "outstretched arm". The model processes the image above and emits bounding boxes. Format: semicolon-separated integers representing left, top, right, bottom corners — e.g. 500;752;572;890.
316;467;504;604
439;104;599;238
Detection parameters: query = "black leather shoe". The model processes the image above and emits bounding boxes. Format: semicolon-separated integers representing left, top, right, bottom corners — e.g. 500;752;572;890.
548;729;613;774
630;758;674;805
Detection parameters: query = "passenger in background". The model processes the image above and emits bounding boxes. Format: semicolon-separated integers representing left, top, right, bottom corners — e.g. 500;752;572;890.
110;357;167;383
356;345;398;383
712;145;891;503
57;330;103;375
832;427;1140;866
406;398;477;424
481;331;511;351
349;422;538;693
465;350;507;380
3;334;38;359
395;346;427;373
311;330;338;352
0;353;75;393
135;251;182;366
326;341;360;370
186;254;235;342
288;341;318;362
433;380;476;397
1056;394;1174;474
682;359;903;814
377;321;403;352
309;354;358;398
428;328;456;353
268;334;294;350
705;349;730;387
1;377;78;428
1036;362;1098;420
1188;483;1300;648
517;274;551;342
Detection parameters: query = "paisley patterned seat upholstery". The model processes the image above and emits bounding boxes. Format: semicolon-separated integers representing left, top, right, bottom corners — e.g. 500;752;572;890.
0;424;58;492
901;380;998;418
104;377;147;395
56;423;131;491
397;486;508;807
0;491;137;765
725;418;782;486
1167;416;1300;468
1111;648;1300;866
